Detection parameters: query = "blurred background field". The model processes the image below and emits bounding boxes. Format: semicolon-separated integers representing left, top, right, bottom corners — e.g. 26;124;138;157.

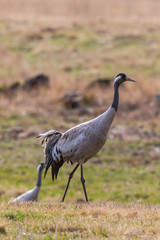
0;0;160;206
0;0;160;239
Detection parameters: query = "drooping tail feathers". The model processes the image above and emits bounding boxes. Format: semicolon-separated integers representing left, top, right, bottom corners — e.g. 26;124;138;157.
37;130;62;147
37;130;63;180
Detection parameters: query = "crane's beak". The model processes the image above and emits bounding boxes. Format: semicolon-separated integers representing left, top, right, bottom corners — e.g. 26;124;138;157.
126;76;136;82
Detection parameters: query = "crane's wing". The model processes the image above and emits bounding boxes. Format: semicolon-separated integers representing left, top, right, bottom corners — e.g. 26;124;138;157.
37;130;63;180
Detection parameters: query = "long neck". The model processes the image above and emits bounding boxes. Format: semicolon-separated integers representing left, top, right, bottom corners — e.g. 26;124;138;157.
111;84;119;111
36;168;42;187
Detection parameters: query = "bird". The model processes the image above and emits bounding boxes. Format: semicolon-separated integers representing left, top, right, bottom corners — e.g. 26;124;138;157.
9;162;45;203
38;73;136;202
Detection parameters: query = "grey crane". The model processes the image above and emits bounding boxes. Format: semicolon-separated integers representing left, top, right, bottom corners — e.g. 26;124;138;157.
38;73;136;202
9;162;45;203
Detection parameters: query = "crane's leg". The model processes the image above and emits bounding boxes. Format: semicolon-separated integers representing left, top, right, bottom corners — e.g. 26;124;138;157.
61;163;79;202
80;165;88;202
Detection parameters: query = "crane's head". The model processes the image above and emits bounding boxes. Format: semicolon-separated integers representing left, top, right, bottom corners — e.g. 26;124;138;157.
113;73;136;86
37;162;45;172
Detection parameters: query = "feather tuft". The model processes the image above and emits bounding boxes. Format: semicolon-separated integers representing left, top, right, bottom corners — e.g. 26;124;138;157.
38;130;63;180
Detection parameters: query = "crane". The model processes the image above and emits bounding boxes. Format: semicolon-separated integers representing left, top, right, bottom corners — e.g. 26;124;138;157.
9;162;45;203
38;73;136;202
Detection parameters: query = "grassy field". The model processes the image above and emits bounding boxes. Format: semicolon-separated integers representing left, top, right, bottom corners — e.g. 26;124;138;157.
0;0;160;239
1;201;160;239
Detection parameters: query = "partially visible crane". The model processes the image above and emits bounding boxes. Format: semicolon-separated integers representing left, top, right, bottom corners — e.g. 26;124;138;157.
38;73;136;202
9;163;45;203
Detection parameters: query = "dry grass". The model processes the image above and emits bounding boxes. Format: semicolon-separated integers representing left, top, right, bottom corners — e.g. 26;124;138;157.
1;201;160;239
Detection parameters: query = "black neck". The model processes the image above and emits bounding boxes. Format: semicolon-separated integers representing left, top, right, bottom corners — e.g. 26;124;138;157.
36;167;42;187
111;84;119;112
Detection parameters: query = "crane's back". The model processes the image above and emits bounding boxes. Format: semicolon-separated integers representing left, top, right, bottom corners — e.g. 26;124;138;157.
55;107;116;164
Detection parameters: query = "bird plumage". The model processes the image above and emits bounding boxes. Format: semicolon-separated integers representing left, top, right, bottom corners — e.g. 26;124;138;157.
9;163;45;203
38;73;136;202
37;130;63;180
53;107;116;165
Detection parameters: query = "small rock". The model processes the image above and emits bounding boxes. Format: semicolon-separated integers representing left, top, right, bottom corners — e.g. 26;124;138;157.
63;90;84;109
23;74;49;90
88;77;111;88
0;82;21;94
9;82;21;91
